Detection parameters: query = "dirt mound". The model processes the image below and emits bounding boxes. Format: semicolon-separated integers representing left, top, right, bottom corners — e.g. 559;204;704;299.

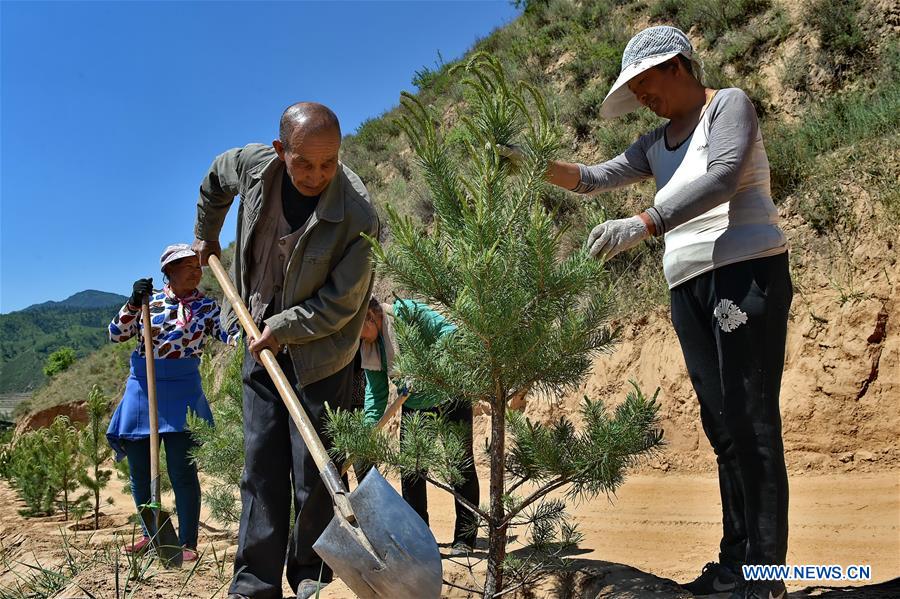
13;401;89;438
515;275;898;475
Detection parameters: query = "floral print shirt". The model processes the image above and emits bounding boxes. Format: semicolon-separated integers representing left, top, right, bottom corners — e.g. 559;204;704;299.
109;288;239;359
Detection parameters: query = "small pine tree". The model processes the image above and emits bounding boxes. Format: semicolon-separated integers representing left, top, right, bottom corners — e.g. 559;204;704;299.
78;385;114;529
47;415;87;521
327;54;664;597
188;344;244;525
0;444;11;481
0;426;13;480
9;428;59;516
44;346;77;377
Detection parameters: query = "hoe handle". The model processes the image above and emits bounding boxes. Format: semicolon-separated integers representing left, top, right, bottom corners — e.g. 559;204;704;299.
141;299;161;516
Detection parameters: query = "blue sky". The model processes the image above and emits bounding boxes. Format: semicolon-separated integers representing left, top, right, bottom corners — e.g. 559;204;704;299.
0;1;520;313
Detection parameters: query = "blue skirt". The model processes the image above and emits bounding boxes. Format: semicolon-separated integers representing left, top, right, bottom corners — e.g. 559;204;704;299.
106;352;213;460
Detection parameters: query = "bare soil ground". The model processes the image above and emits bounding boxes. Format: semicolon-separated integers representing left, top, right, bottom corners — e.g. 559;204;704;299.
1;468;897;598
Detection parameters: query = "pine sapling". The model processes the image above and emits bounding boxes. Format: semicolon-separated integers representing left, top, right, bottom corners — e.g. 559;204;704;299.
327;54;664;598
47;415;87;521
78;385;114;529
188;344;245;525
10;428;59;516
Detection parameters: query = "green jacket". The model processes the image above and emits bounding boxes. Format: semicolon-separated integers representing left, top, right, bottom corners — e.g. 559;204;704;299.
195;143;379;386
363;299;456;425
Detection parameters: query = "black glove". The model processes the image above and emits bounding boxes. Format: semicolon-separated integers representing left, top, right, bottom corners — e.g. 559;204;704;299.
128;278;154;307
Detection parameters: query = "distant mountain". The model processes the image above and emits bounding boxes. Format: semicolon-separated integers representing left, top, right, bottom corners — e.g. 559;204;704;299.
22;290;127;312
0;290;126;394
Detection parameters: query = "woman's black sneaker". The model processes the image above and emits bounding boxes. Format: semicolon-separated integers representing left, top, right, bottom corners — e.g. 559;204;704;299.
684;562;740;595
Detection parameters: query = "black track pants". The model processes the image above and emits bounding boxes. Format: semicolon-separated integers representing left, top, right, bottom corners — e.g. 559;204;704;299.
670;252;792;568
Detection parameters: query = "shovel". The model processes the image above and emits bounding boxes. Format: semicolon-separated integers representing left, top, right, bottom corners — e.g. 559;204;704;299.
207;254;442;599
138;297;183;568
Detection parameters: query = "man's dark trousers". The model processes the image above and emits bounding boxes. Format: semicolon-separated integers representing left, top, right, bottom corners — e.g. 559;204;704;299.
230;346;354;599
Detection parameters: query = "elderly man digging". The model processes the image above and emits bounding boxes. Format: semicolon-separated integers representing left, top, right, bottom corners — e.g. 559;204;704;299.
192;102;379;599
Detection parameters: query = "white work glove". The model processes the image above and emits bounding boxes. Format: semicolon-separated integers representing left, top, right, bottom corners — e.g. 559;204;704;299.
586;216;650;260
495;143;524;167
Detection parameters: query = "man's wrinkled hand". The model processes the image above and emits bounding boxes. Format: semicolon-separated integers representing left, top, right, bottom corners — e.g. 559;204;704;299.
249;326;281;364
586;216;650;260
192;237;221;267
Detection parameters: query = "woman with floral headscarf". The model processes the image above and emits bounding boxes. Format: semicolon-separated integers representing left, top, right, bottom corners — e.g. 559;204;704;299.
107;243;238;562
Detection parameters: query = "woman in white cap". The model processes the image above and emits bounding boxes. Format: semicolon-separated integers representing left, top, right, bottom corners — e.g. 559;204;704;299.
106;243;239;562
509;25;791;599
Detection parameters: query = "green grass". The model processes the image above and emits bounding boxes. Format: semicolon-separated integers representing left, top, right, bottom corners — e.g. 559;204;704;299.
799;186;850;235
802;0;872;85
780;52;811;93
766;76;900;200
804;0;866;58
796;133;900;231
566;31;627;88
650;0;771;44
719;6;792;71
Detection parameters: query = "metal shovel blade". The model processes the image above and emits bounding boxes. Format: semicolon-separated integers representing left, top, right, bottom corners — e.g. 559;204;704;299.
139;505;183;568
313;468;442;599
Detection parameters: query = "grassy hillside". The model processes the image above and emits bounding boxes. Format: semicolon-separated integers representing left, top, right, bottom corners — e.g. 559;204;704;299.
339;0;898;311
0;303;127;394
13;339;136;418
13;0;898;418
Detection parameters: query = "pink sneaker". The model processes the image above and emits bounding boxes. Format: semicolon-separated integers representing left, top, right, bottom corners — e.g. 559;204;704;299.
182;548;199;562
123;536;151;554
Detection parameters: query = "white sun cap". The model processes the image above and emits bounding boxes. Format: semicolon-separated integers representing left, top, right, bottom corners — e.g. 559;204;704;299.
160;243;197;272
600;25;694;119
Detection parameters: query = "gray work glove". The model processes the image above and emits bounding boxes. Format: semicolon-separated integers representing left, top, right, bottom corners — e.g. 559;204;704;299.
586;216;650;260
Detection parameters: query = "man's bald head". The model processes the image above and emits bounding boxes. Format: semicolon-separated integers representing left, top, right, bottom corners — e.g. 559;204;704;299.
279;102;341;149
274;102;342;196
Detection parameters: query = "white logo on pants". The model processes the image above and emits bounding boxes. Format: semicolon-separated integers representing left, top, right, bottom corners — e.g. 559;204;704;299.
714;299;748;332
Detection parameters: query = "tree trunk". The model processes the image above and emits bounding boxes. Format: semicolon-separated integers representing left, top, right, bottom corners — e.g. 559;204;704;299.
94;469;101;530
483;395;508;599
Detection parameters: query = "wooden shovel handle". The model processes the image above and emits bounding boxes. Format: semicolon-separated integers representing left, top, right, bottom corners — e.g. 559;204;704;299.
206;255;353;517
141;299;161;502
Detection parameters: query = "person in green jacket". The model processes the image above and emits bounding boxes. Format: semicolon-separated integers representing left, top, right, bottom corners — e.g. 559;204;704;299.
360;297;480;555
